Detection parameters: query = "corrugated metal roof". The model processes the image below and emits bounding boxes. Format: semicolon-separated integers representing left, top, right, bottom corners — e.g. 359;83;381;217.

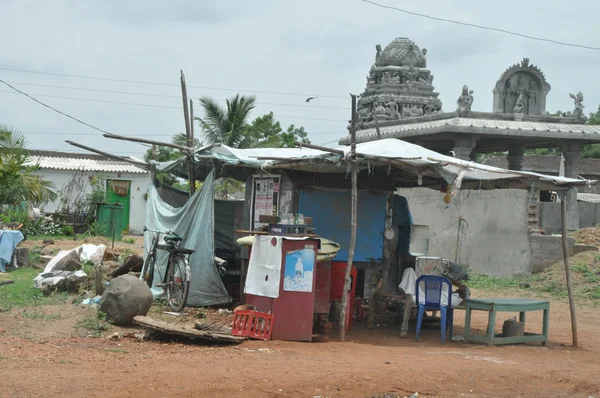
25;150;148;174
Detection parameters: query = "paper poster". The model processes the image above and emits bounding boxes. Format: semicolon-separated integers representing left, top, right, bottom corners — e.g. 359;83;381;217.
251;175;280;231
283;249;315;292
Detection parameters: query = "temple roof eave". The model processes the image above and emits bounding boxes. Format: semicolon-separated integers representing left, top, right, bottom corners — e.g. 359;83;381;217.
339;115;600;145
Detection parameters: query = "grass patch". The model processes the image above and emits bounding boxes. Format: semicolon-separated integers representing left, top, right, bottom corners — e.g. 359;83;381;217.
76;310;110;337
105;349;128;354
0;356;7;361
121;237;136;244
468;250;600;304
0;268;70;311
20;310;62;321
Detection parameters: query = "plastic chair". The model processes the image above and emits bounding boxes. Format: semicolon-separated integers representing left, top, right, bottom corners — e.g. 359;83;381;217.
415;275;453;344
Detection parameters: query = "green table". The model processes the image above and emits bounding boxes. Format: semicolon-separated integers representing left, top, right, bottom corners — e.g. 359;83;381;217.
464;298;549;346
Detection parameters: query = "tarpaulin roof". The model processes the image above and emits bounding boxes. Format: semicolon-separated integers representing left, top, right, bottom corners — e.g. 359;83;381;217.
154;138;596;192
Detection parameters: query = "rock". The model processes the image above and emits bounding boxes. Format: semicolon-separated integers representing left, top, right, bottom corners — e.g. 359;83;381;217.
100;275;153;326
52;250;81;272
42;239;55;246
35;270;87;296
14;248;29;267
103;250;119;262
111;255;144;278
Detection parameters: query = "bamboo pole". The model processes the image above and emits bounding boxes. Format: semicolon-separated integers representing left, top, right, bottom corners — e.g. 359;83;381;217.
339;94;357;342
103;133;192;153
560;190;578;347
180;71;195;196
189;97;196;195
294;141;345;155
65;140;148;167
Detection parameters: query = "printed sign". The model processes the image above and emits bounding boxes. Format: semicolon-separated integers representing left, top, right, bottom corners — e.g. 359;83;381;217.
283;249;315;292
251;175;280;231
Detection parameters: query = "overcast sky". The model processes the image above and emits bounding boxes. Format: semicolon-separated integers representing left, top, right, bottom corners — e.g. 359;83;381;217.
1;0;599;158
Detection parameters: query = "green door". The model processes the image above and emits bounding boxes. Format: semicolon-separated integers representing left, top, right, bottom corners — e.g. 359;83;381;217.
105;180;131;233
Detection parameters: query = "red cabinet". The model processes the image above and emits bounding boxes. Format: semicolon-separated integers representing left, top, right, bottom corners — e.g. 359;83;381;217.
245;238;319;341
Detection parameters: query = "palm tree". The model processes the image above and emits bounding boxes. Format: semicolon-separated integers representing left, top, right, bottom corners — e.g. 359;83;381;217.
196;94;258;148
0;125;57;206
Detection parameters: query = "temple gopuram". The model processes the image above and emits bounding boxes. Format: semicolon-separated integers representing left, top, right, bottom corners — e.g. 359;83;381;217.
340;37;600;230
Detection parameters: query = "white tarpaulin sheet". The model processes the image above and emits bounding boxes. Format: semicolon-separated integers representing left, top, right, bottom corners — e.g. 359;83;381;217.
143;170;231;306
165;138;594;191
244;235;283;298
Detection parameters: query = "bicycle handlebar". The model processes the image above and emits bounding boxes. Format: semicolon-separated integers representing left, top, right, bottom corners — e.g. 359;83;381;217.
143;227;179;237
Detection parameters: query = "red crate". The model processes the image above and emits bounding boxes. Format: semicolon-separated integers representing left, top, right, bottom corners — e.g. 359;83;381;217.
232;310;275;340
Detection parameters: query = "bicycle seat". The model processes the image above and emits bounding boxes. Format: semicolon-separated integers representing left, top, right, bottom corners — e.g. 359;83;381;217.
164;235;182;243
175;247;195;255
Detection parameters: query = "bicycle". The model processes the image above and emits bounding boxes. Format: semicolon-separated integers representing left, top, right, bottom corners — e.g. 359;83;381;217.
142;227;194;312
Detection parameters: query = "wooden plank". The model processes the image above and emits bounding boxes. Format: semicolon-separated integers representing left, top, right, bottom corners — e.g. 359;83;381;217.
133;316;245;344
234;229;321;238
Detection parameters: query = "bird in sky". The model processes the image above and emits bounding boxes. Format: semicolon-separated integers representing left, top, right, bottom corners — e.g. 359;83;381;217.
305;96;318;103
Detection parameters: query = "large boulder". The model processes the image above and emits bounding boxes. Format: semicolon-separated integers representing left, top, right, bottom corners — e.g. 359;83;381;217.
51;250;82;272
100;275;153;326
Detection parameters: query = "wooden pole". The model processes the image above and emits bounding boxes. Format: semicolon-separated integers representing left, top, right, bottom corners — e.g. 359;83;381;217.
339;94;357;342
103;133;192;152
188;100;196;195
180;71;195;196
65;140;148;167
560;190;578;347
294;141;345;155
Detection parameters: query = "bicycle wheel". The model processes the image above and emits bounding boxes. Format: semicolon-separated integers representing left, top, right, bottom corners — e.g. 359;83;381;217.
142;252;157;288
166;254;191;312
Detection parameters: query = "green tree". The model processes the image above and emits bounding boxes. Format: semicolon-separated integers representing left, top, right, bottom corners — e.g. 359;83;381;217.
582;105;600;158
196;95;311;149
196;94;257;148
280;124;310;147
0;126;56;206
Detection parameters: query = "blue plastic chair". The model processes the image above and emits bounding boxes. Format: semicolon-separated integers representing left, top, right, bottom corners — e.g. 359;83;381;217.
415;275;454;344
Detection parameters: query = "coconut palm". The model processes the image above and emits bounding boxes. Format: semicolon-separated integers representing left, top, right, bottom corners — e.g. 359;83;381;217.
196;94;259;148
0;125;57;206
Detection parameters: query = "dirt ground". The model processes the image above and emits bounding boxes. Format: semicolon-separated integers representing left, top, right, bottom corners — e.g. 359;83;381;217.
2;239;600;397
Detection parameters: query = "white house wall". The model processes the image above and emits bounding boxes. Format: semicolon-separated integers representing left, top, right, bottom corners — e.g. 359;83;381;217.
34;169;150;235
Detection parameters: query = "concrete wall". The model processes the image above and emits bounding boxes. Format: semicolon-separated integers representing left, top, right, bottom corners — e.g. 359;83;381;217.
396;188;531;276
539;202;600;234
34;169;150;234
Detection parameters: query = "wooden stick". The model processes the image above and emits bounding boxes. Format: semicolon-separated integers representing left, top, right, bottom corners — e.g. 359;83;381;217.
561;191;578;347
103;133;192;153
339;94;358;342
180;71;194;196
294;141;345;155
65;140;148;167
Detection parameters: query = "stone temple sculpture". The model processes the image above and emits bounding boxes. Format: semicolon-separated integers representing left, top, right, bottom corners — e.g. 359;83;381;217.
354;37;442;129
456;85;474;112
513;93;525;114
569;92;586;119
492;58;551;115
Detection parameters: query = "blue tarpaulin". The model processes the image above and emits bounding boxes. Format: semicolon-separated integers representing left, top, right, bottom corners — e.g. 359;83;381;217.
0;230;24;272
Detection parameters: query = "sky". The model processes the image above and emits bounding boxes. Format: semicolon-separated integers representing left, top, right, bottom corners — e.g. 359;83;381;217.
1;0;599;159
